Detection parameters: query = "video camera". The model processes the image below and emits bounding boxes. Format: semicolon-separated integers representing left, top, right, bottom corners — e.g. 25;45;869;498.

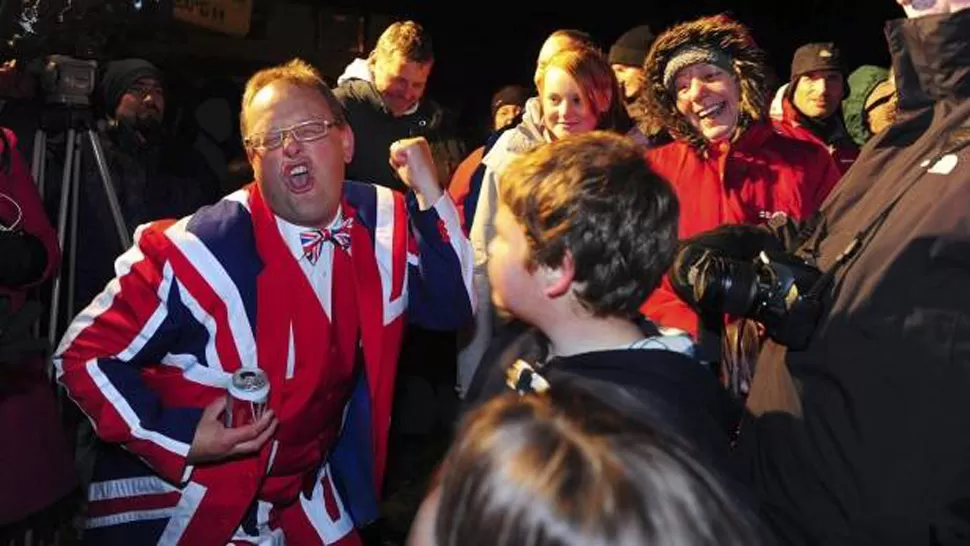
39;54;97;106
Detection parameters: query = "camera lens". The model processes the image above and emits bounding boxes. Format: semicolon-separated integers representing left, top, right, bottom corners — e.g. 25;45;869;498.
696;257;760;317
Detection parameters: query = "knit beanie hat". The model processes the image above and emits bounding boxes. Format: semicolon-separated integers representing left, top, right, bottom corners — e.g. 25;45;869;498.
608;25;655;67
662;46;734;91
100;58;163;114
491;84;530;118
789;42;845;84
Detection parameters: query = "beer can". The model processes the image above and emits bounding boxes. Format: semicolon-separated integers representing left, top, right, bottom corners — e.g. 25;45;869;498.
225;369;270;428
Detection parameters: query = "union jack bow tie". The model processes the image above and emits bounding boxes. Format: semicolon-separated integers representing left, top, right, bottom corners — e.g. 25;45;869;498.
301;217;353;264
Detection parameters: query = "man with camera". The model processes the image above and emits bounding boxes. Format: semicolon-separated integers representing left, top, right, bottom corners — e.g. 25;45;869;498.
69;58;217;316
674;2;970;543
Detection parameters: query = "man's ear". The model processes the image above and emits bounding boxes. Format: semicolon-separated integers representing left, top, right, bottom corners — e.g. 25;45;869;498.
340;124;355;164
541;251;575;299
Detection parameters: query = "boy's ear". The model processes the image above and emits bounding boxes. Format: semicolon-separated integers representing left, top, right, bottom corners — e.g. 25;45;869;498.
541;251;575;299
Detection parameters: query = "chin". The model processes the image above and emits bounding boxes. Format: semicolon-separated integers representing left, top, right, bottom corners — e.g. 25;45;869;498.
702;127;732;142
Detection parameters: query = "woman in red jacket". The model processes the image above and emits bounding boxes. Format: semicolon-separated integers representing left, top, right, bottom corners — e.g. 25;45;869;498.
638;14;841;339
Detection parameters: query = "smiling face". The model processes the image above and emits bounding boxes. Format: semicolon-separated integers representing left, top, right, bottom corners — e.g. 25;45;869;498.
673;62;741;143
245;81;354;227
792;70;844;119
372;52;433;117
540;66;600;140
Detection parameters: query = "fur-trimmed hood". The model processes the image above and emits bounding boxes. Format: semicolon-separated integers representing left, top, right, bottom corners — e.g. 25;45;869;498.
641;14;770;153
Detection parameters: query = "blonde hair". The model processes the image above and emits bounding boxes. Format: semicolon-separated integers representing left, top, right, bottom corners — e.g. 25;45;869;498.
239;58;345;138
372;20;434;64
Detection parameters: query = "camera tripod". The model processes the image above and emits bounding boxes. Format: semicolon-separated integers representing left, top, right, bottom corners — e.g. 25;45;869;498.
31;105;130;378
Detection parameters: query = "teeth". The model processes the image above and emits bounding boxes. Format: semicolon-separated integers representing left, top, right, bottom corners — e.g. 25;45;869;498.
698;103;723;118
290;165;308;176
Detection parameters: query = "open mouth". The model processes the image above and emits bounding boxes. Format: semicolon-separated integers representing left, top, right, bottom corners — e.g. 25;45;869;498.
697;102;726;120
282;162;313;193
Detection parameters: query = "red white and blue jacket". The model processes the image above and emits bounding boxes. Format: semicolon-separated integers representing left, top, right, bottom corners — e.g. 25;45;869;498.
54;181;474;544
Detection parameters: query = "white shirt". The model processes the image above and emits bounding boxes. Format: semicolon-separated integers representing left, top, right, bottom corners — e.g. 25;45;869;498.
274;210;346;320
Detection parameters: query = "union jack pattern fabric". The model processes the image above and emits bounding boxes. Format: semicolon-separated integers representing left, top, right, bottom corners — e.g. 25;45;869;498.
53;181;475;545
301;217;354;264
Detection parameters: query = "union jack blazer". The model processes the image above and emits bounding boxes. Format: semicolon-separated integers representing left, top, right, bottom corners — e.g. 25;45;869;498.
54;181;475;544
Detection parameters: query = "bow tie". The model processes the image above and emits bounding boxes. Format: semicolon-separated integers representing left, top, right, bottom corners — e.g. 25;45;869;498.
300;217;353;265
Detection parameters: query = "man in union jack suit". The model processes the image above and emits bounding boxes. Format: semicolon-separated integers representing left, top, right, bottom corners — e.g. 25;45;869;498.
53;58;474;545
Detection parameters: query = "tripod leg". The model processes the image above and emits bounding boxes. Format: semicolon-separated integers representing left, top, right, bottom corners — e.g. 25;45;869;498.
67;133;82;323
46;128;76;380
31;129;46;194
85;130;131;250
31;130;47;342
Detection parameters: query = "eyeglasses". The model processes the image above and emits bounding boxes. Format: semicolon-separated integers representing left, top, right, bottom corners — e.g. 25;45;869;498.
244;119;338;151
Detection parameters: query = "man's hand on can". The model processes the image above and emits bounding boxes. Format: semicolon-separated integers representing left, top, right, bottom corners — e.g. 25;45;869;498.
187;397;278;465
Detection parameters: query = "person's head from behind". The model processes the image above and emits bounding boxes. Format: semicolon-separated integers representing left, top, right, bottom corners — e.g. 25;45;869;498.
101;59;166;140
241;58;354;229
534;29;598;89
864;74;897;136
413;379;763;546
369;20;434;117
842;65;896;145
536;47;627;140
487;131;678;329
787;42;846;120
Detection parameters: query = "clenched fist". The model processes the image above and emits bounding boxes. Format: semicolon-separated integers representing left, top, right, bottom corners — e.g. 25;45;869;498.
389;137;443;210
896;0;970;17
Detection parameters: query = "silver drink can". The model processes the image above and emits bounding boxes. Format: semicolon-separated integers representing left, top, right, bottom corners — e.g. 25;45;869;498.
225;369;270;428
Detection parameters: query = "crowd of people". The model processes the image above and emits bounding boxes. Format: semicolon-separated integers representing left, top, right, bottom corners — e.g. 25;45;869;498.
1;0;969;544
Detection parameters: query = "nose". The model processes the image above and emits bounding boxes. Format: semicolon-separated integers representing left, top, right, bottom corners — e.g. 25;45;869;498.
685;77;707;103
557;99;575;119
281;131;303;156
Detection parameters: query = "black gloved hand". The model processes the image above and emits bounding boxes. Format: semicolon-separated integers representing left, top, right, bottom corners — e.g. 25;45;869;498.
669;223;787;309
0;296;49;367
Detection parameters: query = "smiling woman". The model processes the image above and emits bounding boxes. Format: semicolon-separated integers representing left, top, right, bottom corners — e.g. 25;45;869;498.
636;14;842;341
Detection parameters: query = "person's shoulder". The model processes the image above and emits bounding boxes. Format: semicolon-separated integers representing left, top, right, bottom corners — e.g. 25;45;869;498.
172;188;256;249
761;125;827;157
334;79;378;107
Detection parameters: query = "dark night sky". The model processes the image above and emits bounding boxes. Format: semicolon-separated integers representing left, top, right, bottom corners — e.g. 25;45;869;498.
351;0;905;139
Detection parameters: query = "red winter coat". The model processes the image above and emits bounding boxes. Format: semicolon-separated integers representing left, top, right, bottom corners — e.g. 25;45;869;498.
640;122;841;337
0;128;77;525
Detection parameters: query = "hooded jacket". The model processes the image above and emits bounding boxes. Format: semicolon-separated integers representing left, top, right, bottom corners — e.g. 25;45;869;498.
457;97;547;396
739;9;970;545
774;94;860;174
842;65;892;146
637;15;841;337
334;63;466;194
